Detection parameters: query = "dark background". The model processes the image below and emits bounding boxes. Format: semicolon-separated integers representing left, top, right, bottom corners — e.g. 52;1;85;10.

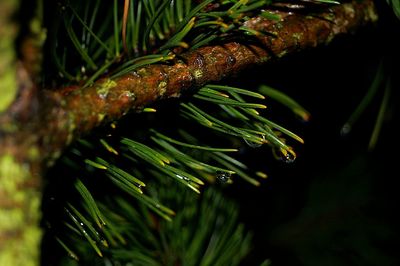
230;2;400;265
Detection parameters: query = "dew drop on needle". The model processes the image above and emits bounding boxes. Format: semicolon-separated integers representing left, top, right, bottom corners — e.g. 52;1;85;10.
216;171;231;183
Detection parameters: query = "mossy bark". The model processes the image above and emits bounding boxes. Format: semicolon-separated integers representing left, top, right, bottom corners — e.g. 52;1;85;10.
0;153;42;266
0;0;19;112
0;1;43;265
0;69;43;266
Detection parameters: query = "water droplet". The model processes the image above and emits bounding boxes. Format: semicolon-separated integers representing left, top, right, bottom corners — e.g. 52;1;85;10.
155;204;161;209
216;171;231;183
284;152;296;163
120;91;136;101
278;149;296;164
100;237;109;247
340;123;351;136
68;252;79;261
176;174;190;182
80;223;84;226
81;228;88;237
244;138;262;148
98;91;108;100
226;55;236;66
244;134;265;148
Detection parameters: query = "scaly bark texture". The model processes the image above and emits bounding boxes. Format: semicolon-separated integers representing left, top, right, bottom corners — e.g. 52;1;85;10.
0;1;377;265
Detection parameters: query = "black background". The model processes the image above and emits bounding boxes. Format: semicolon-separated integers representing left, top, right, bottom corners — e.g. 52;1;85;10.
231;2;400;265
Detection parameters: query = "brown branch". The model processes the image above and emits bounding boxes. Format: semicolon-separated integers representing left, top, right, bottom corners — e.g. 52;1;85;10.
37;0;377;164
0;0;377;264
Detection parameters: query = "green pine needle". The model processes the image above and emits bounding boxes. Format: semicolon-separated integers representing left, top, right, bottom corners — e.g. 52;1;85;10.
64;205;104;257
259;85;310;122
386;0;400;19
150;129;238;152
51;0;282;82
341;60;384;136
75;179;107;228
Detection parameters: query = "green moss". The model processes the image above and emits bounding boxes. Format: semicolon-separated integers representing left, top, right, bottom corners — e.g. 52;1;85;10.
277;50;288;58
193;69;203;79
97;113;106;123
0;155;24;193
274;22;283;29
137;68;147;76
259;56;270;63
0;0;19;112
158;81;167;96
120;91;136;100
0;66;17;112
27;147;40;161
64;112;77;146
343;4;355;15
0;154;42;266
0;122;18;133
96;79;117;99
292;32;303;41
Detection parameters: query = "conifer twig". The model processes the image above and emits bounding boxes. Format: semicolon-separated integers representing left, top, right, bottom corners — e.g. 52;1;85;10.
41;0;377;163
0;1;378;265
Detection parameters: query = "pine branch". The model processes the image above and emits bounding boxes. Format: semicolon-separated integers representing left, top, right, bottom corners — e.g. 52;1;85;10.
41;0;377;163
54;185;253;265
0;0;378;265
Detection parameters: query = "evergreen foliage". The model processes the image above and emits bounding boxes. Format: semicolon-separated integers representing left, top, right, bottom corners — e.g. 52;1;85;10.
41;0;319;263
0;0;390;265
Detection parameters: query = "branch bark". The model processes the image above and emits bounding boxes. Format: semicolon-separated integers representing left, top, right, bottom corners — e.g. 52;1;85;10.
0;0;378;265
